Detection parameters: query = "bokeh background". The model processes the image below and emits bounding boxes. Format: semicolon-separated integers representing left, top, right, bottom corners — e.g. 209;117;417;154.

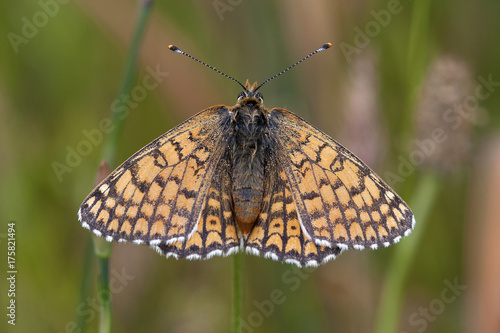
1;1;499;332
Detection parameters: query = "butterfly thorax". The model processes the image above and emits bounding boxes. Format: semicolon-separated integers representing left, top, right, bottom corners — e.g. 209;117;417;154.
230;96;268;234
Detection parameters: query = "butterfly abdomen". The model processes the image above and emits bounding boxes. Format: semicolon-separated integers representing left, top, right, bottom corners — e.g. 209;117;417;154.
231;101;268;234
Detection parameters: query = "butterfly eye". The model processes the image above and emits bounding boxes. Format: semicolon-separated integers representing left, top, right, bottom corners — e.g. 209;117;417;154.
255;92;264;103
237;91;246;101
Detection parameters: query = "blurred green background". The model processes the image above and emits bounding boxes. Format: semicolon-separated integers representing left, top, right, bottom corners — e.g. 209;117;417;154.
1;0;500;332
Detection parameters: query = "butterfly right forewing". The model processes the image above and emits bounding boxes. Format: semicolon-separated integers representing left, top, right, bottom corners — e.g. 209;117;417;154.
78;106;233;247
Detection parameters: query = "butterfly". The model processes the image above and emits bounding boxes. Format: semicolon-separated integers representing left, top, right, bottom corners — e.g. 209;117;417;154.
78;43;415;267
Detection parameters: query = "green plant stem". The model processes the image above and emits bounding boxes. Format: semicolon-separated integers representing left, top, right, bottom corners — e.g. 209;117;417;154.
84;2;155;333
232;252;244;333
374;172;440;333
97;248;112;333
75;236;95;332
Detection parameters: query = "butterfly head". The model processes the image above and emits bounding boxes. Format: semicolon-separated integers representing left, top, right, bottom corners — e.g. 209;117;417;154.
237;80;264;105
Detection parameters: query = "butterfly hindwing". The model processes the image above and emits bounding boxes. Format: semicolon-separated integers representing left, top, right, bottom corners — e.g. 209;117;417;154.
245;153;342;267
78;106;233;246
267;108;415;251
153;152;241;259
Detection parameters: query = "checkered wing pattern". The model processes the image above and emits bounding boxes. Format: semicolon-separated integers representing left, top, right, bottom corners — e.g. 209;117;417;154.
267;108;415;251
153;152;241;259
246;158;342;267
78;106;237;257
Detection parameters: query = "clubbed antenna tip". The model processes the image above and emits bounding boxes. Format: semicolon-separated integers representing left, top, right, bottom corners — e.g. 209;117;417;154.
255;42;333;91
322;43;333;50
168;45;180;52
168;44;246;90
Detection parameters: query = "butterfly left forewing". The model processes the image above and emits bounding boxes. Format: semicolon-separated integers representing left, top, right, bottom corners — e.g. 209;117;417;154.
268;108;415;251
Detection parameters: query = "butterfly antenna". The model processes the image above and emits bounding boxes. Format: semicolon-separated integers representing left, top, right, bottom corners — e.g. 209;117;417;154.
255;43;332;91
168;45;247;91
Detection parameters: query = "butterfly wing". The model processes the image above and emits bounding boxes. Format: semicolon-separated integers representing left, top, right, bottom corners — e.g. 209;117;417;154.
153;151;241;259
78;106;236;253
267;108;415;251
245;155;342;267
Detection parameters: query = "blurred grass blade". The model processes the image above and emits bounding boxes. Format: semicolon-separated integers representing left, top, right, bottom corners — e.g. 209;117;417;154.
374;173;439;333
374;0;433;331
101;0;156;168
402;0;432;133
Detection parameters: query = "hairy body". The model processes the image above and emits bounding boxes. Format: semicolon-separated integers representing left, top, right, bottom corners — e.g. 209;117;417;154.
230;97;268;233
